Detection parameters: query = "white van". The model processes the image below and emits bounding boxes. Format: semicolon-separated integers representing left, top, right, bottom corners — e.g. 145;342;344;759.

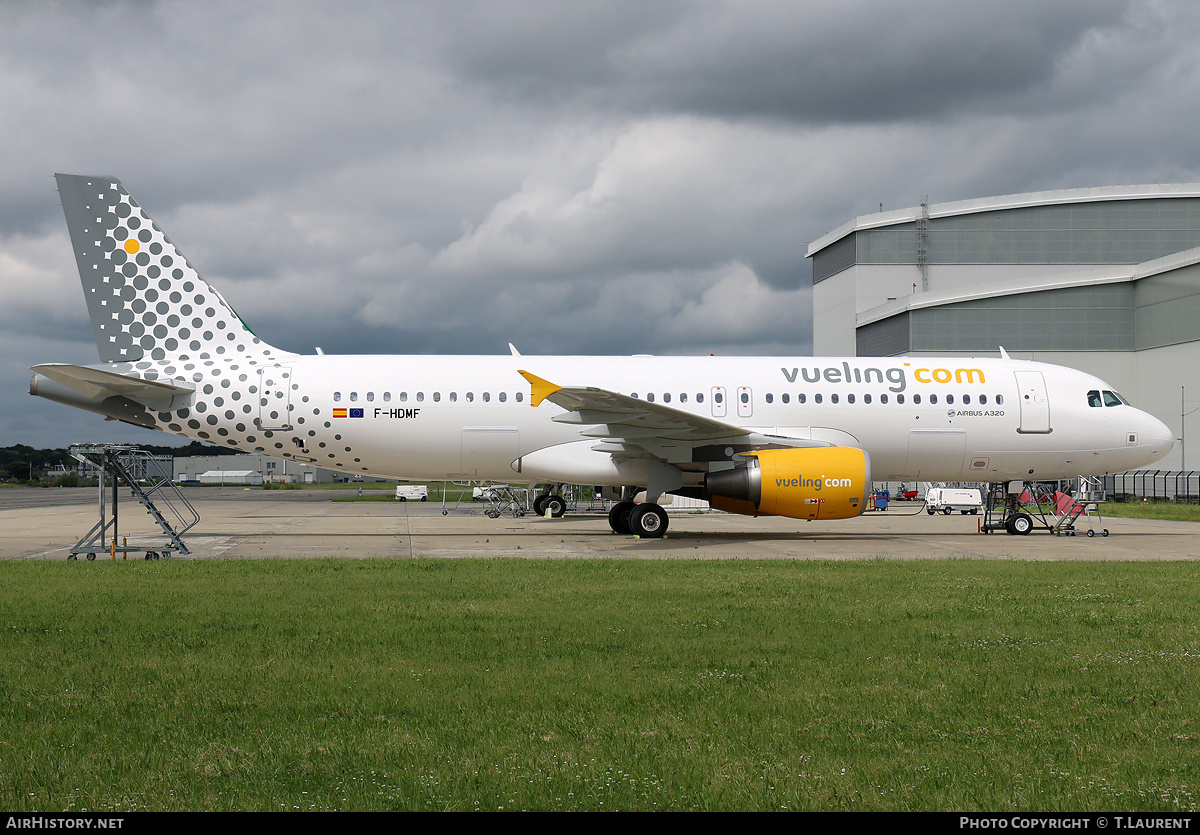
394;485;428;501
926;487;982;515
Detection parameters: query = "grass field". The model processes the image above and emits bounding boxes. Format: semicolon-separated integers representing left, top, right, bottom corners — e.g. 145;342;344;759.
1099;501;1200;522
1;559;1198;812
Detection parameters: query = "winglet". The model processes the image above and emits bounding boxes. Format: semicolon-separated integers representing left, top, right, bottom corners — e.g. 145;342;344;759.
518;370;561;407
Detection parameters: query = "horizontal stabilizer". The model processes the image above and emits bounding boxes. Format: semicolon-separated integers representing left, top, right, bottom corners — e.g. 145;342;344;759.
31;364;194;411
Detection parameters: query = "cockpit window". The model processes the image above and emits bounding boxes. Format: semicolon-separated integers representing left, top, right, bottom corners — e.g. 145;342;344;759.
1087;390;1103;407
1104;390;1128;407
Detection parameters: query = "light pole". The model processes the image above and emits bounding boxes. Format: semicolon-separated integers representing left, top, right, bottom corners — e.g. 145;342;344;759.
1182;387;1200;472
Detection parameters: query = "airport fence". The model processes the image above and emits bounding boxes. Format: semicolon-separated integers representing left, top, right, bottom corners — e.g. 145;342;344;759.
1105;470;1200;503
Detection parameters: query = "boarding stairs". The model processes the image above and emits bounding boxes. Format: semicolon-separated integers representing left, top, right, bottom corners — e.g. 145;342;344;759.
67;444;200;559
1048;476;1109;537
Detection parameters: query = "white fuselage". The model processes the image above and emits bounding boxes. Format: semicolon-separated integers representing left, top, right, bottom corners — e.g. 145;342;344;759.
223;353;1172;485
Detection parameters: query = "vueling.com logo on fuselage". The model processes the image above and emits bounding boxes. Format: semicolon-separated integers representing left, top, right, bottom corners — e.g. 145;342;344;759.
776;475;855;491
780;363;985;393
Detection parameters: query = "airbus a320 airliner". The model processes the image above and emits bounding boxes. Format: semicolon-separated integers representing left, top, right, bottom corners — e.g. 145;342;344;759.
31;175;1173;537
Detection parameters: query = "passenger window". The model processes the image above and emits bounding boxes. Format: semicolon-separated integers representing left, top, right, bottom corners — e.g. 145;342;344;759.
432;392;440;402
897;394;905;404
881;394;889;404
449;392;457;402
847;393;855;404
680;393;688;403
912;394;921;405
996;394;1004;405
664;393;671;403
945;394;954;405
979;394;986;405
499;392;507;402
516;392;524;403
333;391;341;402
963;394;971;405
383;392;391;402
483;392;490;402
466;392;474;402
350;392;358;402
697;393;704;404
831;393;839;404
367;392;374;402
864;393;872;404
400;392;408;402
798;393;806;404
647;393;655;403
740;392;749;404
815;394;823;404
765;393;773;404
930;394;938;405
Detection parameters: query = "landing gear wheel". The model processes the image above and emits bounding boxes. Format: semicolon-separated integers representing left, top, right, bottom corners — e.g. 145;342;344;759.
629;504;669;538
608;501;636;535
1005;513;1034;536
544;494;567;518
533;495;548;515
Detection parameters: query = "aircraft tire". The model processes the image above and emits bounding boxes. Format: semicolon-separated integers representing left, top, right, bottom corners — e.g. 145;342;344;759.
1006;513;1034;536
608;501;636;535
545;495;567;518
629;503;669;538
533;495;548;515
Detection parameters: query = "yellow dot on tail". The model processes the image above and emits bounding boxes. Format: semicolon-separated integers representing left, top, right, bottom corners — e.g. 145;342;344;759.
124;239;139;254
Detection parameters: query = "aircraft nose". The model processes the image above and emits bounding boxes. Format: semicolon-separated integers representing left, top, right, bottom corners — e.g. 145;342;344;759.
1141;412;1174;457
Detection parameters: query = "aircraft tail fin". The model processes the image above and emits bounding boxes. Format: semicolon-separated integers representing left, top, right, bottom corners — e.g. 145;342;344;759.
55;173;283;364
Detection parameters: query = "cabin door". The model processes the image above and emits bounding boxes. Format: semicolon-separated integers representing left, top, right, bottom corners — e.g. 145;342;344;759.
1014;371;1051;434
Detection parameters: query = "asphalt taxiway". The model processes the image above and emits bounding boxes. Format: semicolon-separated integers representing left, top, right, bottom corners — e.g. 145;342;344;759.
0;488;1196;561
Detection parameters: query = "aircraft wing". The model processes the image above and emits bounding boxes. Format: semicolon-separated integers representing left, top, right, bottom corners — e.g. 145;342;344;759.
519;370;831;465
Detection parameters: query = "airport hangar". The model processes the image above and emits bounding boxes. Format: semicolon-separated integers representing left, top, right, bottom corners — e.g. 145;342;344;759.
807;184;1200;472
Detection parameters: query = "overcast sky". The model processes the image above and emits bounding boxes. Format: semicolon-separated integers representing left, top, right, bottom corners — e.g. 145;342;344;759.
5;0;1200;448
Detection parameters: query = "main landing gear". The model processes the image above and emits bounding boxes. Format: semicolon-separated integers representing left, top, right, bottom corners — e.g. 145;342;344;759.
608;499;669;538
533;487;567;518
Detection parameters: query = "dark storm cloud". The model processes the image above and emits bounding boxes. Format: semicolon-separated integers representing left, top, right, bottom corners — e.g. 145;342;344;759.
443;0;1136;122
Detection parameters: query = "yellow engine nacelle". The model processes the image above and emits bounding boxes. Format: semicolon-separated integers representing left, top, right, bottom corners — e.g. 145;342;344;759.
705;447;871;521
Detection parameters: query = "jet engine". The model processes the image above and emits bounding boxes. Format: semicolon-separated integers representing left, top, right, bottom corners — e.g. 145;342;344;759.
704;447;871;521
